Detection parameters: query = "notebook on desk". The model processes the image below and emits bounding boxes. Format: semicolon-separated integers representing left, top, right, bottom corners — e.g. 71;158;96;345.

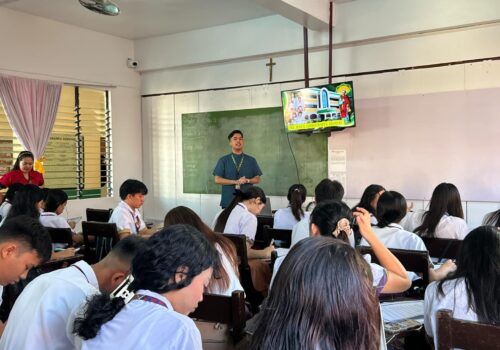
381;300;424;334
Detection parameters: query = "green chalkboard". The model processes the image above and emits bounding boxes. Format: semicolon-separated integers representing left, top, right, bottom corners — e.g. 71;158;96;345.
182;107;328;196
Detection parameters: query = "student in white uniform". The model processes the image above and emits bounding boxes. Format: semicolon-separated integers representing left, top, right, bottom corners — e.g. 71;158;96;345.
213;186;274;259
367;191;456;282
352;184;385;226
483;209;500;227
109;179;157;239
252;236;382;350
0;235;145;350
0;183;23;222
424;226;500;349
73;225;217;350
0;216;52;335
408;183;469;239
39;189;83;245
164;206;243;296
273;184;307;230
291;178;344;247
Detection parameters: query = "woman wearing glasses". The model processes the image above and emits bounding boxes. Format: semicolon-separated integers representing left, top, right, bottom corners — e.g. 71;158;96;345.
74;225;217;350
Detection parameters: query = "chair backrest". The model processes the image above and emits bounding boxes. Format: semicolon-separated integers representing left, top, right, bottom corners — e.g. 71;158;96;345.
189;290;246;344
222;234;250;271
47;227;73;248
357;246;430;286
81;221;118;263
255;214;274;248
421;237;462;260
262;225;292;248
86;208;113;222
437;309;500;350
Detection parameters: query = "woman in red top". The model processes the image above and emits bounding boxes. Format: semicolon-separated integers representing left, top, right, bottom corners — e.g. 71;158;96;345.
0;151;44;188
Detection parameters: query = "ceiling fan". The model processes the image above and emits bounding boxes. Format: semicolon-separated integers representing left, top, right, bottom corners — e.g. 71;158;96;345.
78;0;120;16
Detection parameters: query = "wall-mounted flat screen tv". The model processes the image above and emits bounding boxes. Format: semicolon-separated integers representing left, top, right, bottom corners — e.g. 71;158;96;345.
281;81;356;133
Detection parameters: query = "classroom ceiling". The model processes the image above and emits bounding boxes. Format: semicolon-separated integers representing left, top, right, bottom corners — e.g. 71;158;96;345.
0;0;276;40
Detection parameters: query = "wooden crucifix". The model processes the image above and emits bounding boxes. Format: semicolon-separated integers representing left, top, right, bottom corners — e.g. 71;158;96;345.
266;57;276;82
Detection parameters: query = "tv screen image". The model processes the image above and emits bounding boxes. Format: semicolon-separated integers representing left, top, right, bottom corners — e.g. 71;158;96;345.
281;81;356;133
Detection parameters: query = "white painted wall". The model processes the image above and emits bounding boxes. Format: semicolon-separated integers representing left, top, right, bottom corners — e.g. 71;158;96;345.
138;0;500;228
0;7;143;220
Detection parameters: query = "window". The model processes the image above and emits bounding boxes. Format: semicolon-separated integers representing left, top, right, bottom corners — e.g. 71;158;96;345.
0;86;112;199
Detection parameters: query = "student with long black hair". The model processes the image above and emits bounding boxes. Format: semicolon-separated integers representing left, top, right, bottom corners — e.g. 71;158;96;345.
213;186;274;259
408;183;469;239
352;184;386;225
251;236;381;350
424;226;500;348
74;225;217;350
483;209;500;227
273;184;307;229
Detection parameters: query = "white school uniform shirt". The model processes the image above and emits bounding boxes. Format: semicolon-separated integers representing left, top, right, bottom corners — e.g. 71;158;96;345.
0;260;99;350
0;201;11;220
401;211;469;240
424;278;478;349
290;212;311;247
208;244;244;296
273;207;302;230
109;200;146;234
81;289;202;350
223;203;257;241
40;212;74;231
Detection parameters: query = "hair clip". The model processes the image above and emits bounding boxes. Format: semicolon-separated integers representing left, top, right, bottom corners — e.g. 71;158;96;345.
110;274;135;304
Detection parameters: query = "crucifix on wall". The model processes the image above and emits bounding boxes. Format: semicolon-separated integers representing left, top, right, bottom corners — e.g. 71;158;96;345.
266;57;276;82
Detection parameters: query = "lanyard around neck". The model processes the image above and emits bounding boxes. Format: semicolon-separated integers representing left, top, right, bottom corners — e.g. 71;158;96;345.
134;294;168;309
230;154;244;175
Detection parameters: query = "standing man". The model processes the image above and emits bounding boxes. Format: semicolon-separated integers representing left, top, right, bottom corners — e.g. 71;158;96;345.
213;130;262;208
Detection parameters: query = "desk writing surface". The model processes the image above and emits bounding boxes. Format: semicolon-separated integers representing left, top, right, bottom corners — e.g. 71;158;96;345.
182;107;328;196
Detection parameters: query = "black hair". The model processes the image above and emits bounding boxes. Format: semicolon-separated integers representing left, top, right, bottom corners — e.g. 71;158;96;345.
118;179;148;200
415;183;464;237
310;200;353;243
107;235;147;264
250;236;379;350
5;184;44;220
483;209;500;227
12;151;34;171
287;184;307;221
437;226;499;324
74;224;217;340
376;191;407;228
1;183;24;204
227;130;243;140
43;189;69;213
314;178;344;204
352;184;386;214
214;186;266;233
0;215;52;262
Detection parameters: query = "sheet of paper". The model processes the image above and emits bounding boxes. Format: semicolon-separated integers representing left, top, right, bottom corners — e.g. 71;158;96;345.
381;300;424;323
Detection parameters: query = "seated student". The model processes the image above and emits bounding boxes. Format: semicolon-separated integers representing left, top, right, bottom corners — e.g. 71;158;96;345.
1;185;75;259
402;183;469;239
483;209;500;227
40;188;83;244
213;186;274;259
291;178;345;247
109;179;157;238
0;183;23;221
164;206;243;296
424;226;500;349
0;216;52;335
0;235;145;350
273;184;307;230
273;201;411;294
365;191;456;281
352;184;386;225
251;236;381;350
73;225;217;350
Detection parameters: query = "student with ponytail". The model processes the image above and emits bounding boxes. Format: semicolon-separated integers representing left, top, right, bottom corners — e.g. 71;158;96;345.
213;186;274;259
273;184;307;229
74;225;216;349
